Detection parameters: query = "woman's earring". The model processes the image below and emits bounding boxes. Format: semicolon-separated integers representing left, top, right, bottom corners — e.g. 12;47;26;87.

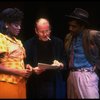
6;25;8;28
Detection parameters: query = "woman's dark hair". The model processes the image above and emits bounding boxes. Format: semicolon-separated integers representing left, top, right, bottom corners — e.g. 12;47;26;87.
0;8;24;33
0;8;24;23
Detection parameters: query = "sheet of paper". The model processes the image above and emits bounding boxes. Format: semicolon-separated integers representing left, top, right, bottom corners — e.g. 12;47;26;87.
38;63;59;69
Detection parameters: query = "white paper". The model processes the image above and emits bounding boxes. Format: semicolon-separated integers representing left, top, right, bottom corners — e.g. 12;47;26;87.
38;63;59;69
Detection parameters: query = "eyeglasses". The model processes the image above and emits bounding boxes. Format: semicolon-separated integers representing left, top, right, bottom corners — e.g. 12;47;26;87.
38;29;51;34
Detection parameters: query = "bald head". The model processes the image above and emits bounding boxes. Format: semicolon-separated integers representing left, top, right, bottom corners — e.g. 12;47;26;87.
35;18;51;41
36;18;50;30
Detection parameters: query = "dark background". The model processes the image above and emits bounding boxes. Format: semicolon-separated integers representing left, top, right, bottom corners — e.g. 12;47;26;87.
0;1;100;41
0;0;100;96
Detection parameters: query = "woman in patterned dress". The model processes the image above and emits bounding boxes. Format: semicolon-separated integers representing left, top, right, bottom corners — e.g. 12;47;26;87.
0;8;33;99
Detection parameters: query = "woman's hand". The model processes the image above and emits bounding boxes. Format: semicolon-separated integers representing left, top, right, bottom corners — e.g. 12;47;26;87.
18;64;33;78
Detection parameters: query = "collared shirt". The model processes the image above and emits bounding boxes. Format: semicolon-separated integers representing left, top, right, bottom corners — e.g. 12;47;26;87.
73;32;92;68
0;33;26;84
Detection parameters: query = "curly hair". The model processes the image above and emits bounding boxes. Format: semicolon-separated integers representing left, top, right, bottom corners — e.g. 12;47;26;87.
0;8;24;23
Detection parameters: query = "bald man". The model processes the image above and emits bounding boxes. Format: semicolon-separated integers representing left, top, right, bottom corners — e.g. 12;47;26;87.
35;18;51;41
24;17;67;99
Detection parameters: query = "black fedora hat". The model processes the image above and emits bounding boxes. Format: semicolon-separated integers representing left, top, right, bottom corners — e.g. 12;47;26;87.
65;8;89;24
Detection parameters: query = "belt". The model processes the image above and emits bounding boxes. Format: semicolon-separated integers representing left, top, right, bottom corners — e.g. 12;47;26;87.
70;67;94;72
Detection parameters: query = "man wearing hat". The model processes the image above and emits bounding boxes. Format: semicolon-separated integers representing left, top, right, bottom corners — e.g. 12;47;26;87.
64;8;100;99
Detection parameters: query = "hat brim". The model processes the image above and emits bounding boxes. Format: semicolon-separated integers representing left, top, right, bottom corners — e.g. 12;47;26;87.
65;15;89;24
